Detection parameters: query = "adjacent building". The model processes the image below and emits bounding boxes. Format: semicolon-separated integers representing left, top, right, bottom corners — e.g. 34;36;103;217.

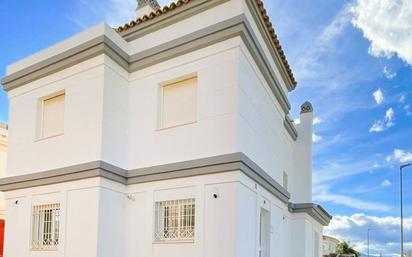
323;235;340;256
0;122;7;257
0;0;331;257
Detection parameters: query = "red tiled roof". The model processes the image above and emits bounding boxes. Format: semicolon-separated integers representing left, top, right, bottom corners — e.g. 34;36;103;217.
115;0;297;88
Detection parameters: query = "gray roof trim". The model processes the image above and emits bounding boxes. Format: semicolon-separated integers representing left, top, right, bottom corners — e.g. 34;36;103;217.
240;19;290;112
0;152;291;203
1;36;129;92
245;0;296;92
289;203;333;226
283;116;298;141
1;14;292;114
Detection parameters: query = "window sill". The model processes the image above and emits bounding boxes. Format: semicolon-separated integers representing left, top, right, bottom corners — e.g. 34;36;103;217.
31;248;59;252
153;240;194;244
156;121;197;131
35;133;64;142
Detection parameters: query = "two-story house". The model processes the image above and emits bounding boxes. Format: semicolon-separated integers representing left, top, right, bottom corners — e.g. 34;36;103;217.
0;0;331;257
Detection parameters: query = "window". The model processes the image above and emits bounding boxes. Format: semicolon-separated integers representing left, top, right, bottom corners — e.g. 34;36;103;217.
154;199;195;241
39;93;65;139
32;204;60;250
160;77;197;128
283;171;288;191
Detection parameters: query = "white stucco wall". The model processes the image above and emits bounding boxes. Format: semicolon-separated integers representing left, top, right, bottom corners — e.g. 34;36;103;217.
7;56;106;176
237;43;294;185
4;171;316;257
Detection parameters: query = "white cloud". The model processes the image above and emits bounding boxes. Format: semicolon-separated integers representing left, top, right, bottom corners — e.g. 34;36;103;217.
383;66;397;79
369;120;384;132
369;107;395;132
351;0;412;66
385;107;395;127
313;156;381;184
387;149;412;163
373;88;384;105
313;186;391;212
313;117;323;125
312;133;323;143
404;105;412;116
318;5;352;51
325;213;412;255
380;179;391;187
400;94;406;103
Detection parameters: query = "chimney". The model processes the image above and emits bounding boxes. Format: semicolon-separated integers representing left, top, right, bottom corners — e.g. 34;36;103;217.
136;0;160;18
292;101;314;203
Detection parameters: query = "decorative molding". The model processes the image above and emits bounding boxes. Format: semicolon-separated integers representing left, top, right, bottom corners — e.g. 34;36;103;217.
289;203;332;226
0;152;290;203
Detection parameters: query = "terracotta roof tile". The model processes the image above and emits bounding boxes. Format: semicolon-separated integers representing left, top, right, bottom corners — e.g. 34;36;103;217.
115;0;297;88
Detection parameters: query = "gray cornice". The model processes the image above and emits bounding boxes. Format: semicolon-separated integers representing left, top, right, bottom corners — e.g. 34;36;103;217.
283;116;298;141
1;36;129;92
245;0;296;92
0;152;290;203
289;203;333;226
0;161;127;192
1;14;292;114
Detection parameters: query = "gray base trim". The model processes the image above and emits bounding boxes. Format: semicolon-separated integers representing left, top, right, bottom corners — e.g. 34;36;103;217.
0;152;290;203
0;161;127;192
289;203;332;226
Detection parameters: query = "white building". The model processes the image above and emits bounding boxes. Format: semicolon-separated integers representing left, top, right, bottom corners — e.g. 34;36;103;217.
322;235;340;256
0;122;7;220
0;0;331;257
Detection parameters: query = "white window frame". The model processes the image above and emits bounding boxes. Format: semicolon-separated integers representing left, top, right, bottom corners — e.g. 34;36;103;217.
36;91;65;140
31;203;60;251
154;198;195;242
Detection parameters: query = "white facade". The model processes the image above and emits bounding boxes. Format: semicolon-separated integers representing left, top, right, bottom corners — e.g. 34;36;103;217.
0;0;331;257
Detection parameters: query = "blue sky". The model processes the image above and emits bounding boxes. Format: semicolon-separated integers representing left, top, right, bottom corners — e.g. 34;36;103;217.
0;0;411;256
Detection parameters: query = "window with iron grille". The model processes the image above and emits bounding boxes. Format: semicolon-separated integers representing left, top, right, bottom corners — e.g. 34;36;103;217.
154;199;195;241
32;203;60;250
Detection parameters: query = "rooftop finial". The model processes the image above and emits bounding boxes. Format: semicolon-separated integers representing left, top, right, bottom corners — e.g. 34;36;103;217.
136;0;160;18
137;0;160;10
300;101;313;114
